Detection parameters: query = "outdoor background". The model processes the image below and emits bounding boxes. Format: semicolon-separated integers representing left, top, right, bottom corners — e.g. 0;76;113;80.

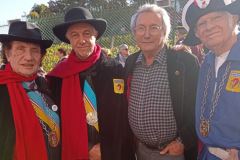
0;0;187;73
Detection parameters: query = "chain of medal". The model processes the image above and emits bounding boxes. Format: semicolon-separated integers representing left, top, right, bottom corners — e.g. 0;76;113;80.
200;62;231;137
36;93;59;147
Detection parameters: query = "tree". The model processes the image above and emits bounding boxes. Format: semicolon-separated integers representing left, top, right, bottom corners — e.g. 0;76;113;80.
28;4;52;19
47;0;128;14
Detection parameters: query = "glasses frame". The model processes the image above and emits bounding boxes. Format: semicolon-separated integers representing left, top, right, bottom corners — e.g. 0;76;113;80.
135;25;163;36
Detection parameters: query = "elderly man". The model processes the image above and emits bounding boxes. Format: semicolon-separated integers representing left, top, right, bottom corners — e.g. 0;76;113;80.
47;7;135;160
0;21;60;160
182;0;240;159
125;3;199;160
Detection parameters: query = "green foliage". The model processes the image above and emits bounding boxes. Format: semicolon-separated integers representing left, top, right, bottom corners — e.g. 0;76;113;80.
42;43;71;73
29;11;40;19
28;4;52;19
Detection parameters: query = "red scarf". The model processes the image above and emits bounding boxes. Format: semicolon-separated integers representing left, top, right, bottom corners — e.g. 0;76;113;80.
47;44;101;160
0;63;48;160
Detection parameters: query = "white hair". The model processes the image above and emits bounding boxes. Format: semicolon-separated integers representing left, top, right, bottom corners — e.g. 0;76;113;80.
130;3;171;42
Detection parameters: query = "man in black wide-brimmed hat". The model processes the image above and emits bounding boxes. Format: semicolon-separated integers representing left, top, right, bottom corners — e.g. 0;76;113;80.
0;21;61;160
182;0;240;159
47;7;135;160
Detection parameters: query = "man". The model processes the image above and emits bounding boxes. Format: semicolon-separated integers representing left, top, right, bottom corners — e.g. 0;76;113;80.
57;47;68;64
47;7;135;160
182;0;240;159
115;44;129;67
0;21;61;160
125;4;199;160
174;22;204;64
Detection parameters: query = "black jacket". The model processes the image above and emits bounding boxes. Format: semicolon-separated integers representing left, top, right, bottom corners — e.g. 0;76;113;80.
125;46;199;160
0;76;61;160
49;53;135;160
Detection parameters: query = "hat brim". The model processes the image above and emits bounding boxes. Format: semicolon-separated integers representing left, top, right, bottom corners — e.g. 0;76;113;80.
0;34;53;49
52;19;107;44
183;27;201;46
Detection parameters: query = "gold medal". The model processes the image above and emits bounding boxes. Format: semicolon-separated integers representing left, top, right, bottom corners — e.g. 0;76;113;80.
200;120;210;137
86;111;98;126
48;131;59;147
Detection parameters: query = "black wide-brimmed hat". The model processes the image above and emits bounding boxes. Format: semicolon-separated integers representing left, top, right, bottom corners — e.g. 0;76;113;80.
0;21;53;48
182;0;240;46
52;7;107;44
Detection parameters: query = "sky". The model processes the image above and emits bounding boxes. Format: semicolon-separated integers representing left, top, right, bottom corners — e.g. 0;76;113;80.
0;0;49;24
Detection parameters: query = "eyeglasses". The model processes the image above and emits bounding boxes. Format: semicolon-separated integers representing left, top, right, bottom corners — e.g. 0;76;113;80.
135;25;163;36
124;48;128;51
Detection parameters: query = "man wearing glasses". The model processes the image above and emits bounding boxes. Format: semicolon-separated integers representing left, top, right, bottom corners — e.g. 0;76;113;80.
115;44;129;67
125;4;199;160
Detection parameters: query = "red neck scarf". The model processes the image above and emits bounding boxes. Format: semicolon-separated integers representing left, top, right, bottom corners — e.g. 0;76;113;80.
47;43;101;160
0;63;48;160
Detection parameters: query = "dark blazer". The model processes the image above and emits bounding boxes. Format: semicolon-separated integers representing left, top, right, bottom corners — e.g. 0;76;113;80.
0;76;60;160
49;53;135;160
125;45;199;160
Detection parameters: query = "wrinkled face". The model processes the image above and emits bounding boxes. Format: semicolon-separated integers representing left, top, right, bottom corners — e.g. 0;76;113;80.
134;12;166;55
120;47;129;57
65;23;98;60
195;11;238;51
5;41;42;77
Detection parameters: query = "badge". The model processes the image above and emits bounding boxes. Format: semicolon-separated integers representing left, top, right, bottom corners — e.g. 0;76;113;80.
226;70;240;92
86;111;98;126
52;105;58;111
200;120;210;137
48;131;59;147
113;79;124;94
194;0;210;9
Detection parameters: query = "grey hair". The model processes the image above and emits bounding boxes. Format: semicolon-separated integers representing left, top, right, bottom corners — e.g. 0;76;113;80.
130;3;171;42
227;12;240;34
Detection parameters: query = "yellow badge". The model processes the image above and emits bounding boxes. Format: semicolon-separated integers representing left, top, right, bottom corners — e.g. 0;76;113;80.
113;79;124;94
226;70;240;92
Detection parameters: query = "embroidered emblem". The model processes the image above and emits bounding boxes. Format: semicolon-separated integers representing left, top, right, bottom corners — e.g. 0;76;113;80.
226;70;240;92
113;79;124;94
194;0;210;9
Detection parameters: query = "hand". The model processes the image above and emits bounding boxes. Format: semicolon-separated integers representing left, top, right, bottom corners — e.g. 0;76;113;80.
227;149;239;160
160;141;184;155
173;44;191;53
89;143;101;160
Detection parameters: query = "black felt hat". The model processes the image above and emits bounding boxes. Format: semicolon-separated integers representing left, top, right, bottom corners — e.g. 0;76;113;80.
52;7;107;44
0;21;53;48
182;0;240;46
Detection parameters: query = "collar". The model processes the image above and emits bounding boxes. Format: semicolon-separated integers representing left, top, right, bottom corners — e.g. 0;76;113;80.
135;46;167;66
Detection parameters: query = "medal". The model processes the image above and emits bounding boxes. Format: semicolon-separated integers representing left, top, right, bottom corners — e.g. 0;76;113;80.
200;120;210;137
86;111;98;126
199;62;231;138
48;131;59;147
52;105;58;112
